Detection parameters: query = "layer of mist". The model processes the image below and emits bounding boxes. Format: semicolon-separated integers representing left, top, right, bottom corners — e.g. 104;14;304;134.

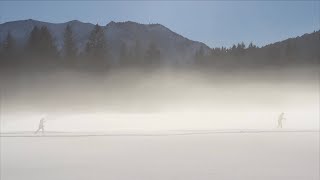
1;65;319;131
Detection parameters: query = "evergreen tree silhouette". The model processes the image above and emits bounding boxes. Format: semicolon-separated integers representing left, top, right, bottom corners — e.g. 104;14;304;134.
63;24;77;60
230;44;237;56
134;40;142;64
236;42;246;56
26;26;57;59
26;26;40;57
2;32;16;59
285;39;297;61
195;45;205;64
39;26;57;57
248;42;257;49
85;24;107;60
119;42;128;65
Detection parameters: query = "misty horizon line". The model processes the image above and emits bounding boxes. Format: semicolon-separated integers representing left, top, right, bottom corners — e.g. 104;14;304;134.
2;18;319;49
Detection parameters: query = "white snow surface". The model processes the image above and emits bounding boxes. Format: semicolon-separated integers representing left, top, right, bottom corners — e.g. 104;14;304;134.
1;131;319;180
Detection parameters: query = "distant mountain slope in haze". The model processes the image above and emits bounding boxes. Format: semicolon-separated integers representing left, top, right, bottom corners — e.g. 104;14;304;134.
106;21;210;63
0;19;94;50
0;19;211;64
0;19;319;66
260;30;320;64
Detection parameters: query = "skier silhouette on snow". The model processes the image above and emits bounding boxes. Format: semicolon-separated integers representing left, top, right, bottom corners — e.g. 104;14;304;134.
277;112;286;128
35;117;46;134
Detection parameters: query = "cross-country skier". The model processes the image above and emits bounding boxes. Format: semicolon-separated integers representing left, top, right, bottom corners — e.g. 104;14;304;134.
35;117;46;134
277;112;286;128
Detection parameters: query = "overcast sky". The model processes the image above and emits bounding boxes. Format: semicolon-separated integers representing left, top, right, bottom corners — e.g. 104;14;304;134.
0;1;319;48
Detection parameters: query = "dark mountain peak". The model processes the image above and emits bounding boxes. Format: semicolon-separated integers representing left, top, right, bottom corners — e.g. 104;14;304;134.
147;23;162;27
106;21;168;30
26;19;35;22
106;20;143;28
65;20;94;28
108;21;116;26
1;19;34;26
67;20;81;24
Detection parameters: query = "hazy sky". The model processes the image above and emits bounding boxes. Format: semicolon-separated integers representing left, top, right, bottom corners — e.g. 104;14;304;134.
0;1;319;48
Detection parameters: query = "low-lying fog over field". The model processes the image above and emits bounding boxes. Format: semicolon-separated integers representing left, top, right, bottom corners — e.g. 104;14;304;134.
1;66;319;132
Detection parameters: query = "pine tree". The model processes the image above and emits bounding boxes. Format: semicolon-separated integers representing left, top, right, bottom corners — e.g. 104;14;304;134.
230;44;237;56
26;26;57;58
237;42;246;56
39;26;57;57
26;26;40;56
248;42;257;49
134;40;142;63
195;45;205;63
85;24;107;59
119;42;128;65
63;24;77;59
2;32;16;59
285;39;296;61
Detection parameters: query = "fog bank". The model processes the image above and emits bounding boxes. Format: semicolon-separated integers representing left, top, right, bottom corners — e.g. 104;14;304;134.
1;66;319;131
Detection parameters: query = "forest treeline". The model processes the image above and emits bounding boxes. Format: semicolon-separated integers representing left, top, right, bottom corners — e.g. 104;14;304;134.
0;23;319;71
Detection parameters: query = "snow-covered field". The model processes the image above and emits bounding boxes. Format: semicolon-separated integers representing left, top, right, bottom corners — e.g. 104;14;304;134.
1;131;319;180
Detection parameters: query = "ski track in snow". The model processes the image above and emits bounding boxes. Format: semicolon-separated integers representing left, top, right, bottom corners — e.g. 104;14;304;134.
1;129;318;137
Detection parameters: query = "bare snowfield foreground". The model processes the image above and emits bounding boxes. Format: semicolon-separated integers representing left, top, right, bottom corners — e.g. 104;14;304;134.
1;130;319;180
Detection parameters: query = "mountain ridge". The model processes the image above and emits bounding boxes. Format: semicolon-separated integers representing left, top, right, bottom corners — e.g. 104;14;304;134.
1;19;319;49
0;19;319;66
0;19;211;64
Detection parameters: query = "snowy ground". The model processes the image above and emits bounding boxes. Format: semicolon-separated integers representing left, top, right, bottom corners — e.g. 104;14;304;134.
1;131;319;180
